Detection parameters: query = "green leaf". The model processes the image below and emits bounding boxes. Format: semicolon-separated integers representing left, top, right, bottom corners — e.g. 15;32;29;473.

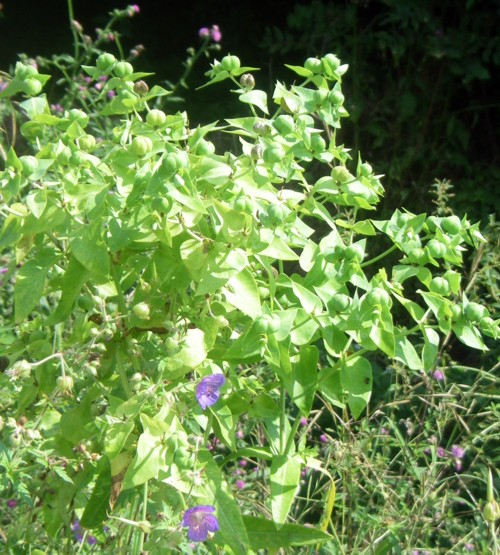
270;454;302;526
122;413;170;488
80;457;112;529
243;516;332;549
15;249;58;322
0;214;22;249
47;257;91;324
452;319;488;350
292;345;319;416
70;224;110;277
340;356;372;419
198;449;250;554
422;327;440;371
394;336;422;370
284;64;313;78
163;328;208;377
104;421;135;460
25;190;47;218
239;90;269;114
224;268;261;319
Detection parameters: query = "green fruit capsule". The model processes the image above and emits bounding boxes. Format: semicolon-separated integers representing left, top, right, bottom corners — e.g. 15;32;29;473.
322;53;341;73
254;314;280;335
429;277;450;295
332;166;352;183
313;89;329;104
15;62;38;80
359;162;373;177
113;61;134;78
408;247;427;265
131;136;153;157
329;293;351;313
441;215;461;235
133;302;150;319
426;239;447;259
78;134;96;152
464;302;488;322
68;108;89;128
366;288;391;307
220;55;241;73
22;78;42;95
151;197;172;214
310;133;326;153
304;57;324;74
263;145;285;164
234;196;253;213
479;316;495;333
266;203;286;225
146;109;167;127
328;90;344;105
96;52;117;72
195;139;216;155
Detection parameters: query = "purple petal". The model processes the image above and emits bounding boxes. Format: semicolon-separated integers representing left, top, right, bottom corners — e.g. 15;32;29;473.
203;514;219;533
187;523;209;541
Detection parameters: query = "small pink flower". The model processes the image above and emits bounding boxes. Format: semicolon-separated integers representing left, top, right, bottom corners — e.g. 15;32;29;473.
235;479;245;489
210;25;222;43
437;446;446;457
7;499;17;508
299;417;308;427
238;459;247;467
198;27;210;39
107;90;116;98
319;434;328;443
128;4;140;16
235;430;244;439
451;445;465;459
380;427;389;435
432;370;444;381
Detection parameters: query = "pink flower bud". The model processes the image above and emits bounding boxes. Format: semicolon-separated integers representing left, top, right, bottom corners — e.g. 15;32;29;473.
210;25;222;43
199;27;210;39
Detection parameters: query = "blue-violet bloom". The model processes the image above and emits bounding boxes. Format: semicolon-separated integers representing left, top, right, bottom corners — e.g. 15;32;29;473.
182;505;219;541
196;374;225;410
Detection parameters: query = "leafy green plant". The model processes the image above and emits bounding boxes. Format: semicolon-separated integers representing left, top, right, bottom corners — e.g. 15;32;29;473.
0;9;498;555
261;0;500;222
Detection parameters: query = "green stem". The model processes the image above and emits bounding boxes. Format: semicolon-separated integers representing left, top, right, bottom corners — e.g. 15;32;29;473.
360;244;398;268
279;380;286;454
138;481;149;553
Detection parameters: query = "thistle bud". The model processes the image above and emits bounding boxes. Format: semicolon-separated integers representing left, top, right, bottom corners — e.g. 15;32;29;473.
239;73;255;90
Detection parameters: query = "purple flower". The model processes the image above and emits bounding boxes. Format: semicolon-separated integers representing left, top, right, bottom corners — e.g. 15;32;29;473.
210;25;222;43
128;4;140;16
235;479;245;489
87;535;97;545
465;543;474;552
199;27;210;39
451;445;465;459
196;374;225;410
299;417;308;427
182;505;219;542
380;427;389;435
437;446;446;457
432;370;444;381
236;429;244;439
319;434;328;443
7;499;17;508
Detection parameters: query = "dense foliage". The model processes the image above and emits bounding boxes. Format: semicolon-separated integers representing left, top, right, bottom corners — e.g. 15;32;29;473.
0;4;498;554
